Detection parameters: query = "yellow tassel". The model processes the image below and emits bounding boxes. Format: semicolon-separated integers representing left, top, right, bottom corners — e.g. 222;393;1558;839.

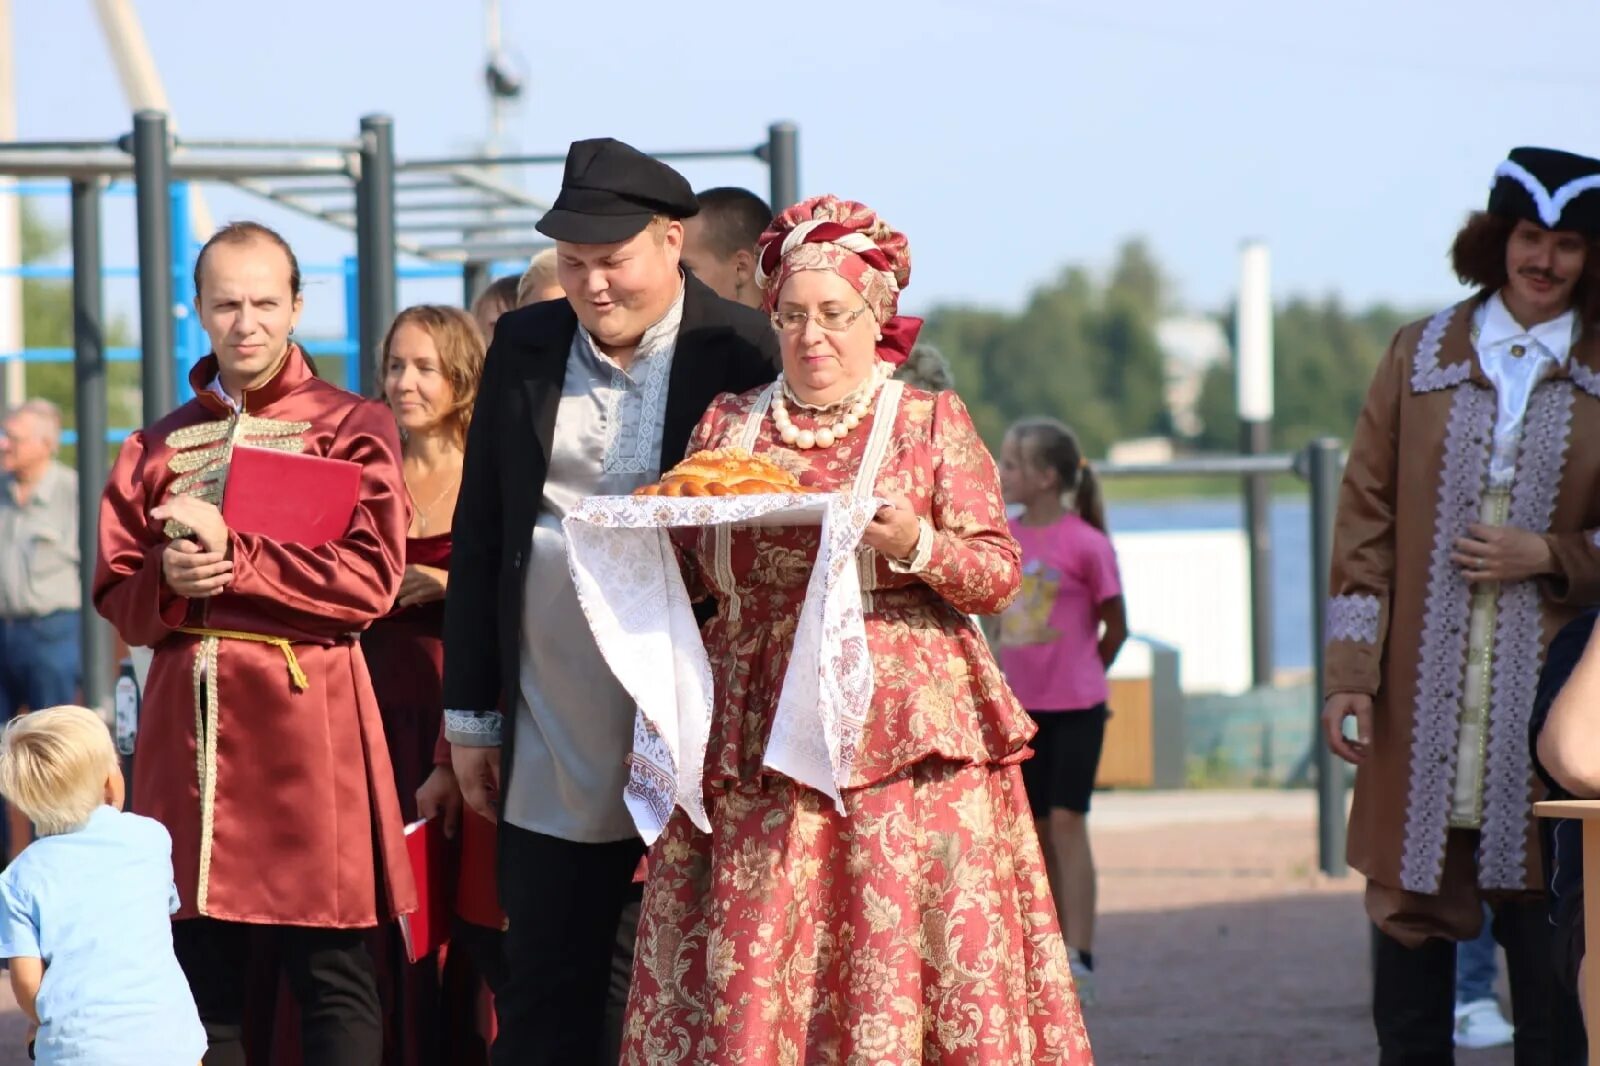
176;627;310;692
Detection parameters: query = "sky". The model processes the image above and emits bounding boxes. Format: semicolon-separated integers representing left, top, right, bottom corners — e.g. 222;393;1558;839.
16;0;1600;336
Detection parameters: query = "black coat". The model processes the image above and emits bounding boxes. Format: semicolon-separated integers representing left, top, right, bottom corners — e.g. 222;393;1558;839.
441;275;778;797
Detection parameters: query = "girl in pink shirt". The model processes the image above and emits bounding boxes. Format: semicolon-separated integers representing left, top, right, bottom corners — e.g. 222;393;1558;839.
997;417;1128;1004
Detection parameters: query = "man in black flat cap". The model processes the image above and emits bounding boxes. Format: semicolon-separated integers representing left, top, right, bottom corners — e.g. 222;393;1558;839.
1322;145;1600;1063
441;137;776;1065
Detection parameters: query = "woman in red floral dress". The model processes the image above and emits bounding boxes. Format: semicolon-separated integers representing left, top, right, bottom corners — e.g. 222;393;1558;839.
621;196;1091;1064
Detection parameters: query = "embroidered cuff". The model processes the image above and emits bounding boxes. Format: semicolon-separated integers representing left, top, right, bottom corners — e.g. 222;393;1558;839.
1325;594;1380;645
886;518;935;575
444;709;503;747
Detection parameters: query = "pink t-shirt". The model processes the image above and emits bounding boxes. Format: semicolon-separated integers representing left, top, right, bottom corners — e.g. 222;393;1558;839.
998;513;1122;712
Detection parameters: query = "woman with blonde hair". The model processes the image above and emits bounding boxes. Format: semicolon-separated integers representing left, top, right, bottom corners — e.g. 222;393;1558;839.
370;305;500;1065
262;305;499;1066
515;249;563;306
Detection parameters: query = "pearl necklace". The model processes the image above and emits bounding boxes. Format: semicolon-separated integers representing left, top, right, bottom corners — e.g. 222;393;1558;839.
771;364;889;450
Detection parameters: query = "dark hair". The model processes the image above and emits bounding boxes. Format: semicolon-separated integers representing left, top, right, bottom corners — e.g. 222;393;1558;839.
380;305;487;447
194;221;301;301
693;187;774;258
1450;210;1600;324
470;275;522;340
1007;417;1106;532
478;275;521;306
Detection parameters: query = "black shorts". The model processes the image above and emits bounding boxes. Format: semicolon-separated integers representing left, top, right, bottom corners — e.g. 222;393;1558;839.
1020;705;1108;817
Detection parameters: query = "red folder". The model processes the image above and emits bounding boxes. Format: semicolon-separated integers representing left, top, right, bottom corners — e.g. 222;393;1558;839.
221;447;361;546
455;807;506;930
399;817;452;963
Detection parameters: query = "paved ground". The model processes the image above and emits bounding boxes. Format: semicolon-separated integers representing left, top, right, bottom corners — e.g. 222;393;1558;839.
0;791;1523;1064
1085;791;1513;1065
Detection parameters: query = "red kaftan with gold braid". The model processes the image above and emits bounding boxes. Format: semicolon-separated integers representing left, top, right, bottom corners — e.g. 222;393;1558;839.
93;348;417;928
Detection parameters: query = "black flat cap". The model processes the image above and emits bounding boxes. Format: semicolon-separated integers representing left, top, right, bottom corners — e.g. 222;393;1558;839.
535;137;700;244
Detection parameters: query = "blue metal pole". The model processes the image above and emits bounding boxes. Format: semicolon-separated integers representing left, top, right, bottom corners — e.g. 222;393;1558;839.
169;181;199;400
343;255;360;393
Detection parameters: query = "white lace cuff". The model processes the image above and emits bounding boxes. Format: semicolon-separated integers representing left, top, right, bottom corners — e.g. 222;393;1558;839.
444;709;503;747
886;518;935;575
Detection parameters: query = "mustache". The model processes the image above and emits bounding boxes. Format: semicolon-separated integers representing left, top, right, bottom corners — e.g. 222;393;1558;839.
1519;267;1567;284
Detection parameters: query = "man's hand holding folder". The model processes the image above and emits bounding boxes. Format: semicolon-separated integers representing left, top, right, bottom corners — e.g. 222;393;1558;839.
150;495;233;599
151;447;361;598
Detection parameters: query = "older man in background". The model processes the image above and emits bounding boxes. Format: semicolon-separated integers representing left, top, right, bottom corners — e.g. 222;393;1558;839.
0;399;81;858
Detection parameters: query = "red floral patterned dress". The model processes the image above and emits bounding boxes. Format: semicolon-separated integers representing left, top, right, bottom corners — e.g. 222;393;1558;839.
620;384;1092;1064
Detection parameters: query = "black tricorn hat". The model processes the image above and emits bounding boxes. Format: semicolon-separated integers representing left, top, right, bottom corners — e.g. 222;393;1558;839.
1488;147;1600;235
535;137;699;245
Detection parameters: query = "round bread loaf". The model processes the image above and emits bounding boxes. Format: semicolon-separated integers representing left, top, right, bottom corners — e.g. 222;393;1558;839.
632;447;815;497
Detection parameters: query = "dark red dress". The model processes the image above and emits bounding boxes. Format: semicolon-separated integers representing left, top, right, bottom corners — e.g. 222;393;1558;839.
366;533;453;824
362;533;457;1065
368;534;506;1064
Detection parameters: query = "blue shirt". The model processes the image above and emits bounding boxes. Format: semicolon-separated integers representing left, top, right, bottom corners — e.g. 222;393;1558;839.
0;806;205;1065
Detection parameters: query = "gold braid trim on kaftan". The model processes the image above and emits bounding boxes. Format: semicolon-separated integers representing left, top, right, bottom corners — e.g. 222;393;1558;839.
162;410;311;913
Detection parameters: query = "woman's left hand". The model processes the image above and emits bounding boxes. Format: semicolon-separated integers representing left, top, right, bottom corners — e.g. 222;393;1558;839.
861;494;923;562
397;564;449;607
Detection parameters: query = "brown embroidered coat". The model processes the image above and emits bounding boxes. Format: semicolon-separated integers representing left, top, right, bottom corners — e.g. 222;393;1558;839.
1326;296;1600;895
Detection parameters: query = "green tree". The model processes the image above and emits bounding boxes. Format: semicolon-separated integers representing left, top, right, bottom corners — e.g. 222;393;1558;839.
18;201;138;460
22;202;71;349
1193;355;1236;451
1192;299;1422;453
1096;292;1170;439
918;304;1010;441
922;234;1427;465
1107;237;1167;319
920;243;1170;457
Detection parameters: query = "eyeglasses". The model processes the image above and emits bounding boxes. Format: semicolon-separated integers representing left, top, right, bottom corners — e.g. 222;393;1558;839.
770;304;872;333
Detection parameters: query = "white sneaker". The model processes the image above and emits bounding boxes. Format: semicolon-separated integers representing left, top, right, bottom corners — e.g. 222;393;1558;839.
1454;998;1514;1049
1068;949;1096;1008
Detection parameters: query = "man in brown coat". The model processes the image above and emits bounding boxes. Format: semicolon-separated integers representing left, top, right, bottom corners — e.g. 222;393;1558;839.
1323;147;1599;1064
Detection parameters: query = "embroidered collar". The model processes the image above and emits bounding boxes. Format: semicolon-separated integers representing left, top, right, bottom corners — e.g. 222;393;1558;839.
575;278;686;378
1411;297;1600;399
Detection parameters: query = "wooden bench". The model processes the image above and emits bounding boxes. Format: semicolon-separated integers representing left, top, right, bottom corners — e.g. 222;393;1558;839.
1533;799;1600;1060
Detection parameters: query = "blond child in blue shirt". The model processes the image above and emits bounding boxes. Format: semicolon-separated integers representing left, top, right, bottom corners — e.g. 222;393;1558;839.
0;705;204;1065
